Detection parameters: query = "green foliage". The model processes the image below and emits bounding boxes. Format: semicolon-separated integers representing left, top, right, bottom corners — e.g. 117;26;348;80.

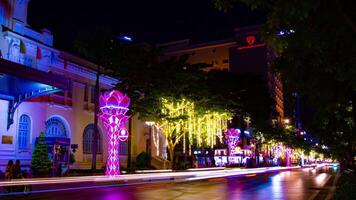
69;153;76;165
30;132;52;175
214;0;356;167
335;172;356;200
135;152;150;169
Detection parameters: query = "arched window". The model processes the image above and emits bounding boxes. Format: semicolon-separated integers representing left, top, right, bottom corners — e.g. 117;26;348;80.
18;115;30;149
45;117;67;138
83;124;102;154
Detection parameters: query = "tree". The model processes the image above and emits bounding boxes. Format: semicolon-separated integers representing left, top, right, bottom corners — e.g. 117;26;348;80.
75;34;241;168
149;97;232;168
213;0;356;169
31;132;52;175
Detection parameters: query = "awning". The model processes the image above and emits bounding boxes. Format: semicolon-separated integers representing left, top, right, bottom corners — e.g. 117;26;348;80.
35;137;71;146
0;58;71;129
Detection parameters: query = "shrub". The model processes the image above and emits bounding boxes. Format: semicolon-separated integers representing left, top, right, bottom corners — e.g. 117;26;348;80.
136;152;150;169
30;132;52;175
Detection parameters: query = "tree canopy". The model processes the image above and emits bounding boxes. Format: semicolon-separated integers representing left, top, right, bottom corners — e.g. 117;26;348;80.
214;0;356;168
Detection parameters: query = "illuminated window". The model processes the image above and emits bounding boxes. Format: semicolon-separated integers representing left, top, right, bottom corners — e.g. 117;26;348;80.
18;115;30;149
83;124;102;154
45;117;67;138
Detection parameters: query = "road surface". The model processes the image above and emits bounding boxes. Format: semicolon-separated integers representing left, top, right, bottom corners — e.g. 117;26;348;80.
2;166;338;200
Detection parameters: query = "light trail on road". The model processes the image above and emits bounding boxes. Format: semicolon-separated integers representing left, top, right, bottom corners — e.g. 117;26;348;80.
0;166;301;187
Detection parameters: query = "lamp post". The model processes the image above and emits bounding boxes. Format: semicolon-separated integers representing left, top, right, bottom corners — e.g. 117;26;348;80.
99;90;130;177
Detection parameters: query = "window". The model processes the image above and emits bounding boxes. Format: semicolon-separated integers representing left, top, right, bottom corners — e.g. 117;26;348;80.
119;141;128;155
18;115;30;149
84;84;88;102
83;124;102;154
45;117;67;138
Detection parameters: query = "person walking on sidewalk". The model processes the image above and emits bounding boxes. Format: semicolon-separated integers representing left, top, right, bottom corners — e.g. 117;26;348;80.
4;160;14;192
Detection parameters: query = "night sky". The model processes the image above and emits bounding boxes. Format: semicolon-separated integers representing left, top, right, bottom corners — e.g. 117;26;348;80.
27;0;264;53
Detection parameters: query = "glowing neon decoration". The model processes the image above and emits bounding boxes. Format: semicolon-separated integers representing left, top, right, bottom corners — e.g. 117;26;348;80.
224;128;241;156
99;90;130;177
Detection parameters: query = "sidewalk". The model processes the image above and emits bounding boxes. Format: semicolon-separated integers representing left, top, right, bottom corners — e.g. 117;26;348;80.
0;166;304;195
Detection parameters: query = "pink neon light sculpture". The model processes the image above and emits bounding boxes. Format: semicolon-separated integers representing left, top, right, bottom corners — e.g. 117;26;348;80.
224;128;241;156
99;90;130;177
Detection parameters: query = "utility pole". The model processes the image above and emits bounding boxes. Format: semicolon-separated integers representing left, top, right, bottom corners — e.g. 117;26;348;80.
127;118;132;171
92;66;100;170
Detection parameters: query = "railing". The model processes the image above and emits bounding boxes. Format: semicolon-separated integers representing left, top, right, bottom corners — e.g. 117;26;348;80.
151;156;171;169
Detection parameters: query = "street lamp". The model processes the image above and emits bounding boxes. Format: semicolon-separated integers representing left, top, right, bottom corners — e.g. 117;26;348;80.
283;118;290;124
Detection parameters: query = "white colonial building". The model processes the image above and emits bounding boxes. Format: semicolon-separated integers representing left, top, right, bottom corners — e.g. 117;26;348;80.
0;0;168;174
0;0;122;172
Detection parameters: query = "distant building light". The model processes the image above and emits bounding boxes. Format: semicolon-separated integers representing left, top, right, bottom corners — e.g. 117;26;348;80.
279;31;285;35
290;29;295;33
119;35;133;42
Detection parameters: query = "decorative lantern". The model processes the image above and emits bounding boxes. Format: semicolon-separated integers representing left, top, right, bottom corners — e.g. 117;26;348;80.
99;90;130;177
224;128;241;156
118;128;129;142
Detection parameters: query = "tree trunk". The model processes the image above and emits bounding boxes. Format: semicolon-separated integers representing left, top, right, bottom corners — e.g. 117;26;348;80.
168;145;175;169
127;118;132;171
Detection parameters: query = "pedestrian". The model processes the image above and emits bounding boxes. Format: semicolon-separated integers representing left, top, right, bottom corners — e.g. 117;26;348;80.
4;160;14;193
12;160;22;179
5;160;13;180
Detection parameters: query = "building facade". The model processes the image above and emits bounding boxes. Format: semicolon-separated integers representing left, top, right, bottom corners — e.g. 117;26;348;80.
157;25;284;122
0;0;124;172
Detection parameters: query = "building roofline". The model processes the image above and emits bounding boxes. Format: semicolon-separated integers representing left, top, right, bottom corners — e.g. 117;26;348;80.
163;38;236;54
156;39;191;48
59;51;98;70
234;24;263;35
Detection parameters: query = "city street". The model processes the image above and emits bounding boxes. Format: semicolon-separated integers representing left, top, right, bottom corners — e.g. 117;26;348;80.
0;1;353;199
1;166;338;200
